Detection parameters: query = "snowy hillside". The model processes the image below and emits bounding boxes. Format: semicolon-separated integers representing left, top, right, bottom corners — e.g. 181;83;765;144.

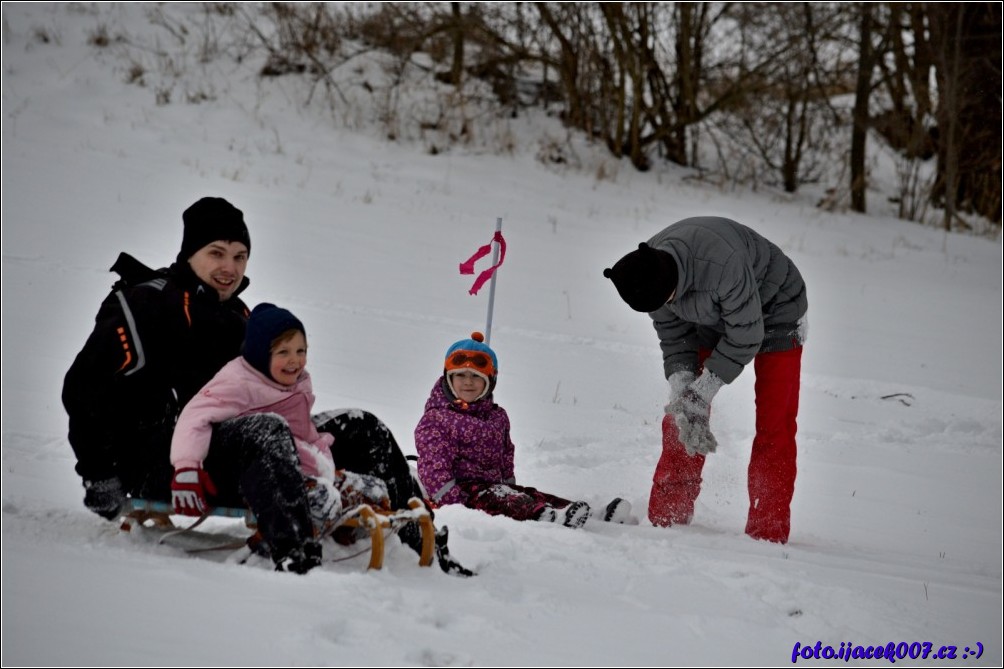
2;4;1001;666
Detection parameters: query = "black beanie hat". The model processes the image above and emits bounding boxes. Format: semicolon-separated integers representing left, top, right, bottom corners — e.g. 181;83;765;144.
177;197;251;263
603;243;678;312
242;303;305;380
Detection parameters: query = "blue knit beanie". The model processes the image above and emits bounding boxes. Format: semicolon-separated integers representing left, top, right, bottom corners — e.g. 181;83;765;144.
444;331;498;376
242;303;305;380
443;332;498;402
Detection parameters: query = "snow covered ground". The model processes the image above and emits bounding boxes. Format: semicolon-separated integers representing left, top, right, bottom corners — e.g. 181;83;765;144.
2;4;1001;666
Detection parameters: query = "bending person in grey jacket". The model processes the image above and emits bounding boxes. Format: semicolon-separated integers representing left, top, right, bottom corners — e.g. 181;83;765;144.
603;216;807;543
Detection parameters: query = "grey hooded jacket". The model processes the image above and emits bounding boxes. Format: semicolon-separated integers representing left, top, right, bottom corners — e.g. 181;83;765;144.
647;217;807;384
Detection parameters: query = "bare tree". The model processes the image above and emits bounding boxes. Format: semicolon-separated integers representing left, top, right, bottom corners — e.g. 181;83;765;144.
215;2;999;228
928;2;1002;228
448;2;464;87
705;3;849;193
850;3;876;212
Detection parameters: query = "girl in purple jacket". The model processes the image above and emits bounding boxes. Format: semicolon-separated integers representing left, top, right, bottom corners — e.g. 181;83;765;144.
415;332;632;528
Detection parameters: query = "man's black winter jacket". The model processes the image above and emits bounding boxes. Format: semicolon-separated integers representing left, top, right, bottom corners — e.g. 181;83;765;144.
62;254;249;491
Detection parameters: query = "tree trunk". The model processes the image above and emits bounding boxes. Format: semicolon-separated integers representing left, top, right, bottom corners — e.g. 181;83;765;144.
449;2;464;87
850;4;873;213
670;2;697;166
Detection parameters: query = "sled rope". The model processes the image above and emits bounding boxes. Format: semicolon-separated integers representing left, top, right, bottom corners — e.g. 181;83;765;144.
156;509;213;545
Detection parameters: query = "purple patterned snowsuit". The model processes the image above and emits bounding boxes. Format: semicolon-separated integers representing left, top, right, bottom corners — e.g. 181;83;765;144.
415;378;571;521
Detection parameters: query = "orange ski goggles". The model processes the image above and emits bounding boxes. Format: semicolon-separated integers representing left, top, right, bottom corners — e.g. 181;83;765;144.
445;350;495;377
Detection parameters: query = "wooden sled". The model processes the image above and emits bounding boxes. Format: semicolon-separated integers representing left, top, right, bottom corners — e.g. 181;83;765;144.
120;497;435;571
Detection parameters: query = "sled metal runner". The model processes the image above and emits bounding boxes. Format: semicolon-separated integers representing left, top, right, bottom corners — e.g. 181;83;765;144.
120;497;435;571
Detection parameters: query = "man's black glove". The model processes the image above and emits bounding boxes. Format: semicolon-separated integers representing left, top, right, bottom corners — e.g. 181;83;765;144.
83;477;126;520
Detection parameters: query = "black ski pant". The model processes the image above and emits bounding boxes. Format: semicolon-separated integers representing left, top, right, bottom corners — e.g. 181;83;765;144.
203;414;314;563
114;420;174;502
312;409;429;554
132;409;426;560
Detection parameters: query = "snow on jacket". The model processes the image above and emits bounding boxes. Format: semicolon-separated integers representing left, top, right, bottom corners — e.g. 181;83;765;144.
647;216;807;384
171;357;335;479
414;378;515;506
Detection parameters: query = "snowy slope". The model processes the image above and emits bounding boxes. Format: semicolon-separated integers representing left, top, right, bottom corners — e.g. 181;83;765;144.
2;4;1001;666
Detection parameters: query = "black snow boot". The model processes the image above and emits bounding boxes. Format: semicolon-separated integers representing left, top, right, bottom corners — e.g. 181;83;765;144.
400;522;474;577
602;497;633;524
434;526;475;577
274;540;322;575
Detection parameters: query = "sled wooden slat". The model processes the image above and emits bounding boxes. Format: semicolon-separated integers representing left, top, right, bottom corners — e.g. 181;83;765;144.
121;498;256;528
119;497;434;571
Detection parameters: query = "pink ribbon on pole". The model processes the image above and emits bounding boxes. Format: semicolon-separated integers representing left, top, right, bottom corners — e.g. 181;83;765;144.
459;231;506;295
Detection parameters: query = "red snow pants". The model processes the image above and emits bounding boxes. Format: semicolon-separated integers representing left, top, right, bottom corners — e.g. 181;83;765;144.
649;345;802;544
461;481;572;521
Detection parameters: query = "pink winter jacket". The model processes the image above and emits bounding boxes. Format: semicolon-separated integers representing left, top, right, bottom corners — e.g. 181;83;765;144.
170;357;335;478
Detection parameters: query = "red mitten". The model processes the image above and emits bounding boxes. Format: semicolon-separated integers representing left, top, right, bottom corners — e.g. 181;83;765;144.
171;467;218;516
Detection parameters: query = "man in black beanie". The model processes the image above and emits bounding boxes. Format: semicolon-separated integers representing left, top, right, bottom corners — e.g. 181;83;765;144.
604;217;807;544
178;196;251;300
62;197;252;520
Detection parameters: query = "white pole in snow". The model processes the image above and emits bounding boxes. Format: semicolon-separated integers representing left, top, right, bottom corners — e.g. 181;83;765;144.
484;217;503;346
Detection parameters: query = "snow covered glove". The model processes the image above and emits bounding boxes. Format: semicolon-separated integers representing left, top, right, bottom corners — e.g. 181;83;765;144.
334;470;391;512
665;371;725;456
664;370;696;411
83;477;126;520
171;467;218;516
305;476;344;536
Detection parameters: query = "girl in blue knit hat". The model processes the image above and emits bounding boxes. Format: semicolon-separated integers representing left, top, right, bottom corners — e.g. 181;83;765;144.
170;303;472;576
415;332;634;528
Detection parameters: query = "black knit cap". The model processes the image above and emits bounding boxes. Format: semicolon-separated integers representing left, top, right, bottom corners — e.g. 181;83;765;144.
177;197;251;263
242;303;305;381
603;243;678;312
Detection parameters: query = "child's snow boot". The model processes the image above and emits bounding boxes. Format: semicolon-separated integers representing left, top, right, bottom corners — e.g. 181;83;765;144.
561;501;591;529
399;520;475;577
246;530;271;558
274;540;322;574
434;525;475;577
602;497;633;524
305;477;343;538
536;506;558;523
